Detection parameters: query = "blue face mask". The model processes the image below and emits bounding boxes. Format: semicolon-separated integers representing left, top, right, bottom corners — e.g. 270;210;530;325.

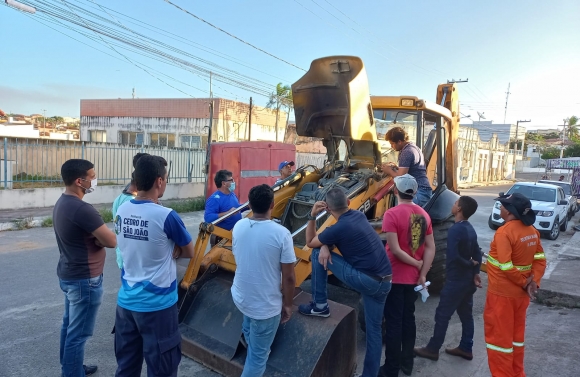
229;182;236;192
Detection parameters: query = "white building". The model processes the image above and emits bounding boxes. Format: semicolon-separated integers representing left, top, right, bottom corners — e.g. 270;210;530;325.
80;98;287;149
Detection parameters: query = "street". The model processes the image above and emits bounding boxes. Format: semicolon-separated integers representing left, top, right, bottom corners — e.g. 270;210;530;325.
0;183;578;377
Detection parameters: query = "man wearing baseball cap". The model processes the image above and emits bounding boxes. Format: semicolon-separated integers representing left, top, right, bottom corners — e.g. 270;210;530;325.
484;193;546;377
380;174;435;377
275;161;295;184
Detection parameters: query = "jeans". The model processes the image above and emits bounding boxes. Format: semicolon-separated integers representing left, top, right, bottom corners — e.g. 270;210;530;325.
241;314;281;377
383;284;418;377
413;186;433;207
427;280;477;353
311;248;391;377
115;304;182;377
59;274;104;377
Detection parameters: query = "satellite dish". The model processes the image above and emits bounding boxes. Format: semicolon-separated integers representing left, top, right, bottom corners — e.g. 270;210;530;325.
477;112;486;120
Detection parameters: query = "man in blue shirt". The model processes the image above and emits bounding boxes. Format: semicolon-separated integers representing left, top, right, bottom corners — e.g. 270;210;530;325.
113;155;194;377
382;127;432;207
204;169;243;232
275;160;295;184
414;196;482;362
299;188;392;377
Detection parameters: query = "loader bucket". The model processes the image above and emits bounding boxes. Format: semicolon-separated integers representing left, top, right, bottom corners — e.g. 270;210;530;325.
179;272;357;377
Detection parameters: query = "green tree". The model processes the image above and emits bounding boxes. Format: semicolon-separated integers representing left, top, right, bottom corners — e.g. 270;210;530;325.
541;147;561;160
266;83;293;142
564;116;579;142
564;142;580;157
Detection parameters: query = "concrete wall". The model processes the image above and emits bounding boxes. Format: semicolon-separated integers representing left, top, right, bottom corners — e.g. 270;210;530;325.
0;123;40;138
0;182;204;210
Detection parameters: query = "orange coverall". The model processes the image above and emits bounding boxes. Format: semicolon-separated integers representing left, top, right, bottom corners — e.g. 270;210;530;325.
484;220;546;377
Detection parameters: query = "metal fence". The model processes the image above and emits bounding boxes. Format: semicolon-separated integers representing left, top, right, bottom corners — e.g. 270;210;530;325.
1;138;207;189
1;138;329;189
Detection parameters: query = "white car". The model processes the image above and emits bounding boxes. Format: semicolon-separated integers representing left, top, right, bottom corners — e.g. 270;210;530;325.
488;182;569;240
537;180;578;219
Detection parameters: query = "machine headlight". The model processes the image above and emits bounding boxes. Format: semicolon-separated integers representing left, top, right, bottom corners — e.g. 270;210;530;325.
494;202;501;209
537;211;553;217
401;99;415;107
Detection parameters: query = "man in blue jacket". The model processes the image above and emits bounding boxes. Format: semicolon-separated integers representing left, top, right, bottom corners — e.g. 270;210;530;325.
414;196;482;362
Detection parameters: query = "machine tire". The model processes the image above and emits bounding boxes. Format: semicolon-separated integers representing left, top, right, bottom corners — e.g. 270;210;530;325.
488;215;499;230
426;219;455;294
545;219;560;240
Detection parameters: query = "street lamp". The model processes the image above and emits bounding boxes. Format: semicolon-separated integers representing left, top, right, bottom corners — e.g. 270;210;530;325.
5;0;36;13
514;119;531;180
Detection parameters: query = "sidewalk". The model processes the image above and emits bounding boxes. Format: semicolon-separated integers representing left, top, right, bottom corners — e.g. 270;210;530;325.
536;231;580;308
458;179;514;190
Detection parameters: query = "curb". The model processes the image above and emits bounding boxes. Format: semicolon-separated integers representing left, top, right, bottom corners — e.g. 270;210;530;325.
0;216;51;232
458;180;515;190
536;289;580;309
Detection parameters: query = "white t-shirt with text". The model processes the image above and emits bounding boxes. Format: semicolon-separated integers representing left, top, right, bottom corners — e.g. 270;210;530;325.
231;218;297;320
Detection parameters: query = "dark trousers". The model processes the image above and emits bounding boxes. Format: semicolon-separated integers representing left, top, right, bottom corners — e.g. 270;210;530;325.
383;284;418;377
427;280;476;353
114;304;182;377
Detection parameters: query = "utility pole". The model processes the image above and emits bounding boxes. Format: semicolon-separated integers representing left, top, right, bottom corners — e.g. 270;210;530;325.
42;109;46;129
503;83;511;124
514;119;531;180
204;72;214;198
248;97;253;141
132;88;135;99
560;119;567;159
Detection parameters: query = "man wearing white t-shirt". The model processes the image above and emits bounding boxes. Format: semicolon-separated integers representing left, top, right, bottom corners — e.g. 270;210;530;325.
231;184;297;377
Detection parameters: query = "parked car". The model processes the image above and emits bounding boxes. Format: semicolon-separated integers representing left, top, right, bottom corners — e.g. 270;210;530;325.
537;180;578;219
488;182;569;240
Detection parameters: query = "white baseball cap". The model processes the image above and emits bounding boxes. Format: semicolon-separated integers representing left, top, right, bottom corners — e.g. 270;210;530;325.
394;174;418;196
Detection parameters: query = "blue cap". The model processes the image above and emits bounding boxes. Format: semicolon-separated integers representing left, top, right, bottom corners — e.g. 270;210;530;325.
278;160;295;171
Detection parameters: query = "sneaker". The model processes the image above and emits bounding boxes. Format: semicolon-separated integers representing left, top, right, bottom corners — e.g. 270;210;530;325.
298;301;330;317
84;365;98;376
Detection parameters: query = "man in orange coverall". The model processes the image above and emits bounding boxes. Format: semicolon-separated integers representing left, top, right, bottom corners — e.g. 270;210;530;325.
485;193;546;377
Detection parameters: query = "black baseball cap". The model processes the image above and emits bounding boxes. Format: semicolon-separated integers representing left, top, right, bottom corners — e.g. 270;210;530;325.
494;192;536;226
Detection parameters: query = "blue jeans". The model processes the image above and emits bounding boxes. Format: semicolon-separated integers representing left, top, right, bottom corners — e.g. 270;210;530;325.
426;280;476;353
59;275;104;377
311;248;391;377
413;186;433;207
241;313;281;377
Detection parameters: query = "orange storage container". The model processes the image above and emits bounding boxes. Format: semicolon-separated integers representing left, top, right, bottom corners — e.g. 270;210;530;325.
206;141;296;202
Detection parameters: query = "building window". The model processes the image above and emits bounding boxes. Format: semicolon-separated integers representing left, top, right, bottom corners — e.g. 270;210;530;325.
89;130;106;142
180;135;208;149
119;131;144;145
150;133;175;148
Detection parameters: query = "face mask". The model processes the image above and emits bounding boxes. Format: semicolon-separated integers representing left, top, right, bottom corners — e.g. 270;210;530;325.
81;178;98;194
229;182;236;192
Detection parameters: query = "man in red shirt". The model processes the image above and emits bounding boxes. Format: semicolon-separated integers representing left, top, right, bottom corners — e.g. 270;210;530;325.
380;174;436;377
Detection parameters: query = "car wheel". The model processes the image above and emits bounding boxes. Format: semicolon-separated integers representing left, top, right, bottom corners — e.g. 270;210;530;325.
560;216;568;232
546;219;560;240
488;215;499;230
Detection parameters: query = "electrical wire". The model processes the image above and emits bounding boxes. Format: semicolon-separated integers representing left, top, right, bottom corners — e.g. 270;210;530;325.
162;0;306;72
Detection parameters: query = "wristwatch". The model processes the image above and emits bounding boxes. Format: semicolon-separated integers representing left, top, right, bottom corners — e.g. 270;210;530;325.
307;213;317;221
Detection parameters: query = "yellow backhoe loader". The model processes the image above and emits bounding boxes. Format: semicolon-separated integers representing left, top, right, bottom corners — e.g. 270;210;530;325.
177;56;461;376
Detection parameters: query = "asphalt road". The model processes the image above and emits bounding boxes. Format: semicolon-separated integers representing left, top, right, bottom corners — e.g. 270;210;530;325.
0;183;578;377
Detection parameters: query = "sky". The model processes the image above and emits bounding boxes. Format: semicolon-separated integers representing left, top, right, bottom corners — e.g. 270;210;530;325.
1;0;579;131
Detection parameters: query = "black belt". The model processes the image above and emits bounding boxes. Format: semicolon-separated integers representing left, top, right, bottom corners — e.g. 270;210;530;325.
368;273;392;283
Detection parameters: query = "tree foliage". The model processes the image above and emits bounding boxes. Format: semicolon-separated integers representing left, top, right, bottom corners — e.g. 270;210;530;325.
541;147;561;160
266;83;293;142
564;143;580;157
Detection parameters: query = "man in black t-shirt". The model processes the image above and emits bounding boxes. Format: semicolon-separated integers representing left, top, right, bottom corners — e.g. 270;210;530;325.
299;187;392;377
53;159;117;377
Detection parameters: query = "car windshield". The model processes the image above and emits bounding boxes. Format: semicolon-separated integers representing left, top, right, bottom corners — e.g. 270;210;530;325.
507;185;556;202
538;181;571;195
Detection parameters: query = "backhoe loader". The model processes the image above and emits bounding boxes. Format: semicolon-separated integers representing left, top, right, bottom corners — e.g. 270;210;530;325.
177;56;461;377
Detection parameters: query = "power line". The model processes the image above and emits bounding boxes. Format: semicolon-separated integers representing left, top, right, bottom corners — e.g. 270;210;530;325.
162;0;306;72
